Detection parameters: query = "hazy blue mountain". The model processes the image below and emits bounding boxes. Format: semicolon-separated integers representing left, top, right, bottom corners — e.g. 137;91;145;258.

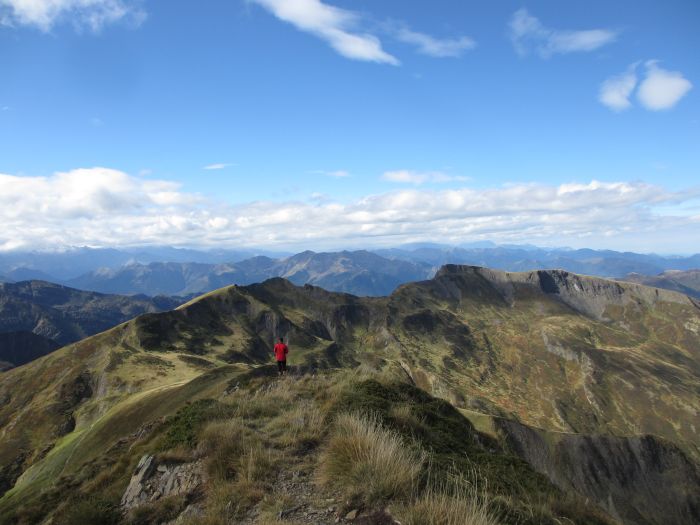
4;245;700;298
374;245;700;278
66;250;433;297
0;246;288;281
0;280;183;370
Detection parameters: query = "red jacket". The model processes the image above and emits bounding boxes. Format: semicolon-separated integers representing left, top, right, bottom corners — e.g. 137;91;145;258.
274;342;288;361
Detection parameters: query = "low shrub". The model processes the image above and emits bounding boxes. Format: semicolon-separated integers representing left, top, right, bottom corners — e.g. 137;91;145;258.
160;399;236;450
57;496;121;525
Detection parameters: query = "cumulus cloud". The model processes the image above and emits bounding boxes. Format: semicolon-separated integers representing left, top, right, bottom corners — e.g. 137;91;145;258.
0;0;145;32
599;61;692;112
394;27;475;58
2;168;697;251
509;8;617;58
637;61;692;110
382;170;469;185
599;64;638;111
250;0;398;65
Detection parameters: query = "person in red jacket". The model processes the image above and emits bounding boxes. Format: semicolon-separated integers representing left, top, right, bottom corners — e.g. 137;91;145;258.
273;337;289;376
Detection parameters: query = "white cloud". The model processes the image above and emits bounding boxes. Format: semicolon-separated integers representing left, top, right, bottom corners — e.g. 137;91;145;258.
325;170;350;178
382;170;469;185
1;168;698;251
637;61;692;111
0;0;145;32
203;163;232;170
599;64;638;111
394;27;475;58
250;0;398;65
509;8;617;58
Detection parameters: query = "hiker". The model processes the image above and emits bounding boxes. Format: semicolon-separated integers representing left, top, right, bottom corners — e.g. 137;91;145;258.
273;337;289;376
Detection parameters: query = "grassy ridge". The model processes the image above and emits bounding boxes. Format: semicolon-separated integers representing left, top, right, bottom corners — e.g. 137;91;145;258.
1;268;699;523
1;368;616;525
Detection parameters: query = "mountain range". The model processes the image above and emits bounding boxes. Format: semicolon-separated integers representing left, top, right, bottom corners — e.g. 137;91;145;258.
3;245;699;299
0;266;698;524
0;280;182;370
377;244;700;277
64;250;433;297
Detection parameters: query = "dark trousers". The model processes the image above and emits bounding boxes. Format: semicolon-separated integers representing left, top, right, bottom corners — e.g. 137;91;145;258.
277;360;287;374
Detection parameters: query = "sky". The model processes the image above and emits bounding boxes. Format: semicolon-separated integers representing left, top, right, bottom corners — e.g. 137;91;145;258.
0;0;698;254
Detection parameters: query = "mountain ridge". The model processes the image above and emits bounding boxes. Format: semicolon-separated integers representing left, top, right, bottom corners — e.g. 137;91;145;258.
1;266;699;524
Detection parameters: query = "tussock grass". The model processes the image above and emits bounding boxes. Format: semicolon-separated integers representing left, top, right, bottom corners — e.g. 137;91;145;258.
397;489;498;525
198;418;251;480
267;399;326;447
125;494;187;525
396;472;498;525
318;411;425;504
194;417;277;521
389;403;425;432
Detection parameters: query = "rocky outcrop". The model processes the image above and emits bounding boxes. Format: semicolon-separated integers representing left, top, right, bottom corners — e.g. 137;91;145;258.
121;454;205;510
434;265;698;320
498;419;700;525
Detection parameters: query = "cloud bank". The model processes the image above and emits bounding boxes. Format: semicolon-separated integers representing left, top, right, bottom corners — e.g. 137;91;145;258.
0;0;145;31
1;168;698;252
509;8;617;58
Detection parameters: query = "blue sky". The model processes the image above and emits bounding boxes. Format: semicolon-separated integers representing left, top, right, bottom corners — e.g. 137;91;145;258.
0;0;698;253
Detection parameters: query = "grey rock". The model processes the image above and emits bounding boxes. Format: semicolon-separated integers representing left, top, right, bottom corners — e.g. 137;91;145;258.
120;454;205;510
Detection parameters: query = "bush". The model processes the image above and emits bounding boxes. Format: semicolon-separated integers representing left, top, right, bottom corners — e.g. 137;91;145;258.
58;497;121;525
160;399;236;450
318;411;424;504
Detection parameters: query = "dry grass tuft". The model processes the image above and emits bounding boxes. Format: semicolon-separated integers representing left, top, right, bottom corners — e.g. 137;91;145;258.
396;487;499;525
389;403;425;432
268;399;326;447
318;411;424;504
198;418;251;481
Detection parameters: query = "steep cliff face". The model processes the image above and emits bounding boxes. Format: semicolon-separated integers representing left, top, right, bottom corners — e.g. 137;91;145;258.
497;419;700;525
